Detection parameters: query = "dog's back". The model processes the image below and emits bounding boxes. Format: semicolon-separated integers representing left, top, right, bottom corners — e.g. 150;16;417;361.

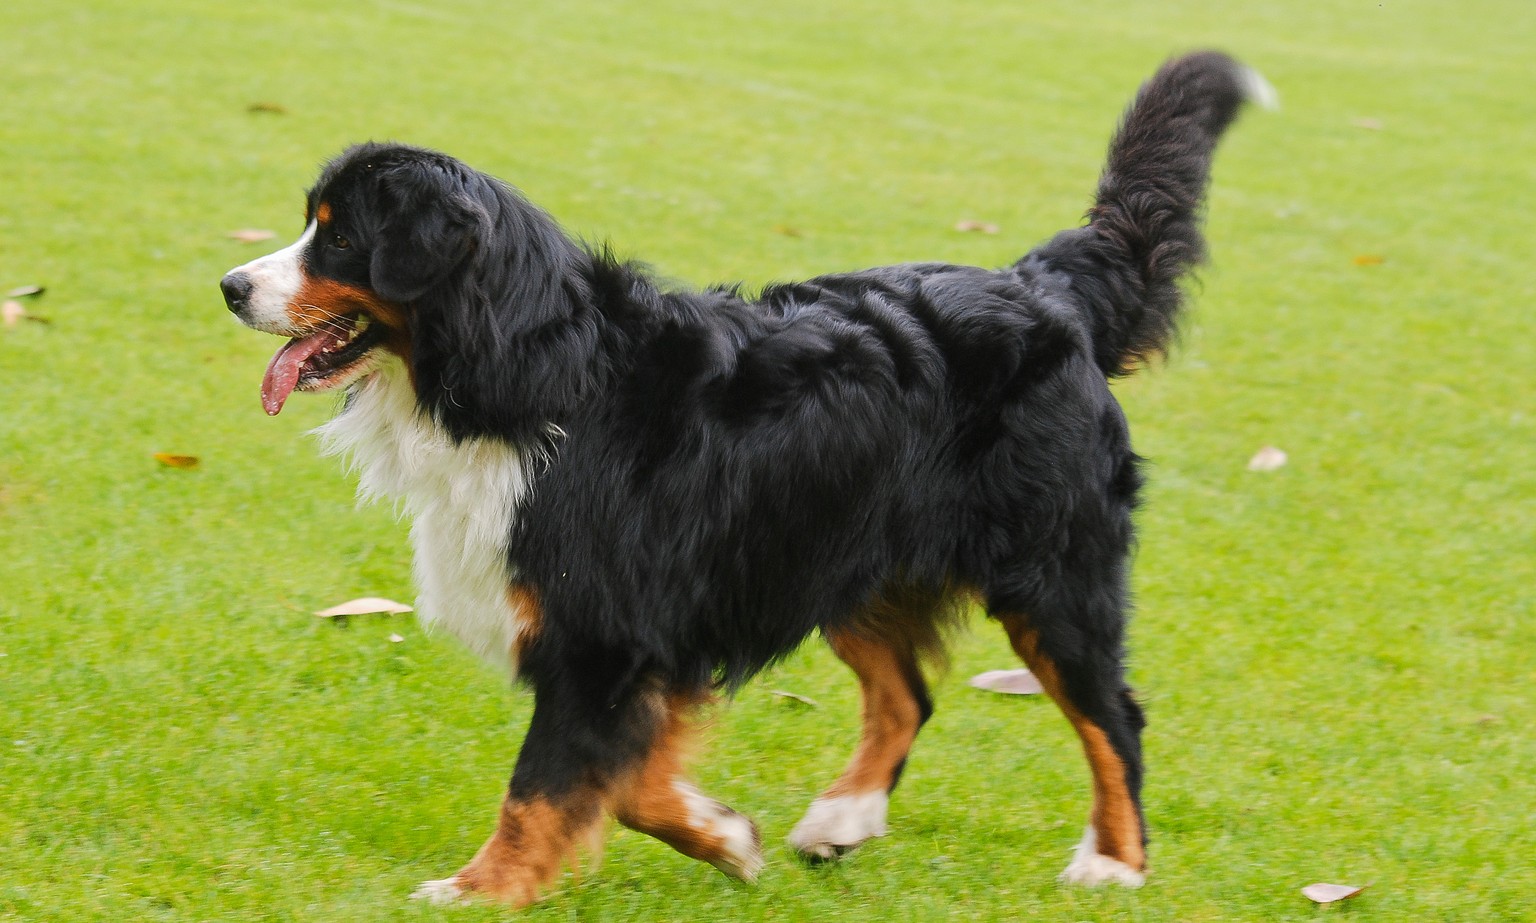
512;51;1270;690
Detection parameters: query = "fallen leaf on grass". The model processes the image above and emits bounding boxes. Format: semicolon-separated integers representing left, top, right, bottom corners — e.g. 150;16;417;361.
1352;254;1386;266
969;669;1044;695
314;597;414;618
5;285;44;298
1247;446;1288;472
771;224;803;238
247;101;288;114
153;453;200;469
1301;882;1365;904
769;689;820;708
2;301;23;328
229;229;277;243
954;219;1000;234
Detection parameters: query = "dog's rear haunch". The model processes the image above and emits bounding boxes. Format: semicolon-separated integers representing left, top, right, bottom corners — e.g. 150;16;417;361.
222;51;1269;907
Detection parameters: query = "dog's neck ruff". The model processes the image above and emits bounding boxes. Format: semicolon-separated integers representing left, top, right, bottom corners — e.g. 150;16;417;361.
313;363;537;671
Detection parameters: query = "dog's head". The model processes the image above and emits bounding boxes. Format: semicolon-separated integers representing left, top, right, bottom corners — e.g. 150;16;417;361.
220;143;489;415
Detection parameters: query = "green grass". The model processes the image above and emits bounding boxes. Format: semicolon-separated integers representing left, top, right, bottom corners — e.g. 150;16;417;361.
2;0;1533;919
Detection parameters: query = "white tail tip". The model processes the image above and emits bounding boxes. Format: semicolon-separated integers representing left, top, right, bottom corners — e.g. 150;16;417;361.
1237;65;1280;111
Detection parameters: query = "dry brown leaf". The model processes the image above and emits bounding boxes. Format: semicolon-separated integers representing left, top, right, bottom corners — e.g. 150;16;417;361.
2;301;23;328
969;669;1044;695
229;229;277;243
1352;254;1386;266
1247;446;1288;472
772;224;803;238
314;597;414;617
153;453;200;469
954;219;1000;234
1301;883;1365;904
247;102;288;114
5;285;44;298
769;689;820;708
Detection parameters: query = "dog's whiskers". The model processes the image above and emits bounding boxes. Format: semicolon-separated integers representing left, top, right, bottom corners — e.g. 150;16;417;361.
291;302;356;336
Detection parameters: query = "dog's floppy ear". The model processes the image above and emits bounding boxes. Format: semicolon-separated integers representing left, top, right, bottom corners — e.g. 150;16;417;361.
368;160;487;303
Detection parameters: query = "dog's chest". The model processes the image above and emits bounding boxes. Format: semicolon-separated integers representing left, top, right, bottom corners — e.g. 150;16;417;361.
314;369;536;670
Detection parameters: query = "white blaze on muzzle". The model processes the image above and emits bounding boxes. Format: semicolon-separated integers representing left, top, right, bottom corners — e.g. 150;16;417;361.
227;222;316;335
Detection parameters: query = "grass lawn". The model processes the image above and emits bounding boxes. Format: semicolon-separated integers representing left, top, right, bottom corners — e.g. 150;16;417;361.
2;0;1533;919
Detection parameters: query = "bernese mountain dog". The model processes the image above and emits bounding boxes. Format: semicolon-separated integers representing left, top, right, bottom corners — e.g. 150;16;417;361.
221;51;1270;907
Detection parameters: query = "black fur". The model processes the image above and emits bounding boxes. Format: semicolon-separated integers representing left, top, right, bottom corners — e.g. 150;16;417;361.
300;54;1253;816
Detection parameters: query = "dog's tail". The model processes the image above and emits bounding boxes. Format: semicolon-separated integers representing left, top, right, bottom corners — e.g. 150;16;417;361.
1023;51;1274;376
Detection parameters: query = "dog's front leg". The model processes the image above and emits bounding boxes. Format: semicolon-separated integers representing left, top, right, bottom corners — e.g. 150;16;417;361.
607;691;763;881
412;657;658;908
412;787;604;908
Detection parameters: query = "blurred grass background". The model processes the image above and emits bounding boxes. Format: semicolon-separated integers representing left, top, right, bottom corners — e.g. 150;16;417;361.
1;0;1532;919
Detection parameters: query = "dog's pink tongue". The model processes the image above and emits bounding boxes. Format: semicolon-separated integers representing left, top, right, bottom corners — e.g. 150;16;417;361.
261;332;335;416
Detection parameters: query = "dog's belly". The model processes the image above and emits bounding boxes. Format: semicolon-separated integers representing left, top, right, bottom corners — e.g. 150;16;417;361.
316;365;536;671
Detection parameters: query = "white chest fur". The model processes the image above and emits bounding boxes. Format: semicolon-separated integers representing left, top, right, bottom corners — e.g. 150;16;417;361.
313;364;536;671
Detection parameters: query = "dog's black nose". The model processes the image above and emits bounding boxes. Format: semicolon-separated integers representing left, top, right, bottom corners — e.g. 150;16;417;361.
220;272;253;314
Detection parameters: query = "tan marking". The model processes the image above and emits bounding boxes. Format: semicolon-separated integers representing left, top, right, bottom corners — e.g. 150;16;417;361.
288;276;398;328
507;585;542;663
607;692;759;877
823;629;925;796
998;614;1145;871
449;792;603;908
288;275;412;363
315;201;333;225
1077;722;1142;867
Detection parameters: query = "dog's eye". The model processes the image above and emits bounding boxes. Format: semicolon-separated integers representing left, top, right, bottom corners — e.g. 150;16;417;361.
331;234;351;250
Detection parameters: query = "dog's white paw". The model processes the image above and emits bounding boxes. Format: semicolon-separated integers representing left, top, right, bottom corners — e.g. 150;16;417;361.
410;876;469;905
709;811;765;882
1059;827;1145;888
788;791;889;860
675;781;764;881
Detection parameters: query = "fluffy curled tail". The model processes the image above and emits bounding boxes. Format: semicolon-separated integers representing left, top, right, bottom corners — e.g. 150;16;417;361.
1024;51;1274;376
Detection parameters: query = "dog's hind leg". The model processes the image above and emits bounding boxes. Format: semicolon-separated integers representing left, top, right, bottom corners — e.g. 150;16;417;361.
788;623;934;861
994;610;1147;887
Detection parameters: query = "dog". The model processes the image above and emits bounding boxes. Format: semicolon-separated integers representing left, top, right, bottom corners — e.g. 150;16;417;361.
221;51;1268;907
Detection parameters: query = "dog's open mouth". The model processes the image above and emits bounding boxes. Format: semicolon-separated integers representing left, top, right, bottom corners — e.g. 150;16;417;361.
261;314;386;415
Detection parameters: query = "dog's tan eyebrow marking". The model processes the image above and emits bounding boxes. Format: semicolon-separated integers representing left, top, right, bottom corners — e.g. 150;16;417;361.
315;201;333;225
